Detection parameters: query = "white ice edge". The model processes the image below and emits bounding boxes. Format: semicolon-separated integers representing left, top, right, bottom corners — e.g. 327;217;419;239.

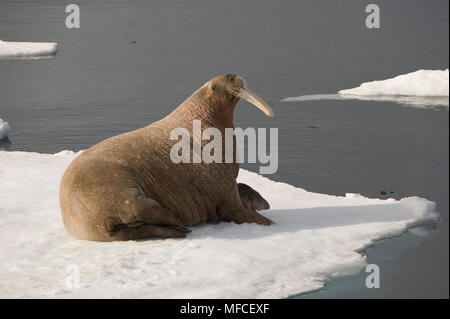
0;150;439;298
0;40;58;58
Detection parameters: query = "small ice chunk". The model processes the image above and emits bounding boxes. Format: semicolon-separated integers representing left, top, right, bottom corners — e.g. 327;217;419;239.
0;119;11;139
0;40;58;58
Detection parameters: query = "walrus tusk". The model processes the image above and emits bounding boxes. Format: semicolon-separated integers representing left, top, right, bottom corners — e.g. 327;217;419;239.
238;87;274;117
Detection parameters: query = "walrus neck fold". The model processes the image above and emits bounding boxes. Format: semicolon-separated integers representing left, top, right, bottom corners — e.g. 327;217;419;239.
168;87;238;130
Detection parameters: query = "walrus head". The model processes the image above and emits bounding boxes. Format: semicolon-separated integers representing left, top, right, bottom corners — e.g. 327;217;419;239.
170;73;273;128
203;74;273;118
177;74;273;124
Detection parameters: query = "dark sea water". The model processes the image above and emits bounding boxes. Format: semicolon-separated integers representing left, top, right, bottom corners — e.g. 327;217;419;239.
0;0;448;298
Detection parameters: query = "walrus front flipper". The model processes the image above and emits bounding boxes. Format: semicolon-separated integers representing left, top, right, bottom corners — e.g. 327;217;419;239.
218;206;274;226
238;183;270;211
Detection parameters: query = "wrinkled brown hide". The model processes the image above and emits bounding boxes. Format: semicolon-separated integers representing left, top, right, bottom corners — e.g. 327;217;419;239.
59;74;273;241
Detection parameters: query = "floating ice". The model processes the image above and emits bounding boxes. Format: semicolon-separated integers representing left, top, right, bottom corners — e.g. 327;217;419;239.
281;93;449;108
0;119;11;140
0;150;439;298
282;69;449;108
0;40;58;59
338;69;449;97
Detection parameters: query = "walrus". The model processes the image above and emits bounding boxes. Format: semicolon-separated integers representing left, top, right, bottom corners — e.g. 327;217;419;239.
60;74;275;241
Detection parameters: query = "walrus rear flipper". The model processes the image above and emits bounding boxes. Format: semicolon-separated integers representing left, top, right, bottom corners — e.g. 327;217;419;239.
111;194;191;240
131;196;185;227
115;224;189;240
238;183;270;211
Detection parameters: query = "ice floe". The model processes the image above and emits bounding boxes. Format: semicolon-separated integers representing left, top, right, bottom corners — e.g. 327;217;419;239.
0;150;439;298
282;69;449;108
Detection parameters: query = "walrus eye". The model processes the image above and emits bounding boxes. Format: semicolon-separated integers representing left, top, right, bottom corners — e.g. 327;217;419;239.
238;87;274;117
208;81;217;92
